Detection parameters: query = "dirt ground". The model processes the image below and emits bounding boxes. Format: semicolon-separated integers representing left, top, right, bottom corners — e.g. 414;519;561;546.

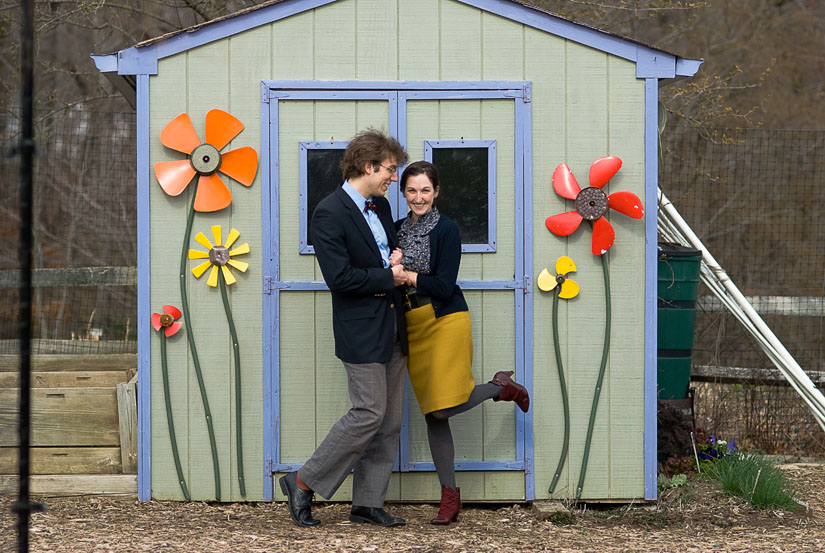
2;463;824;553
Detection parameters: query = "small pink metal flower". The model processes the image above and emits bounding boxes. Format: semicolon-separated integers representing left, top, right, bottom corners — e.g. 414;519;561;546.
544;157;644;256
152;305;183;337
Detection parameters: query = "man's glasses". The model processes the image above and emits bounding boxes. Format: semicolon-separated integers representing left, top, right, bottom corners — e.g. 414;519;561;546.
376;163;398;175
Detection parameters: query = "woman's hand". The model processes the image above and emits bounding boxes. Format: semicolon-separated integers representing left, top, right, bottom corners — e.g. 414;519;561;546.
389;248;403;267
405;270;418;287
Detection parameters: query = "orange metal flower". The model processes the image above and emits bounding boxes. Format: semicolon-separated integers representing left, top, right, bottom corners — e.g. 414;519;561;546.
154;109;258;212
152;305;183;337
544;157;644;256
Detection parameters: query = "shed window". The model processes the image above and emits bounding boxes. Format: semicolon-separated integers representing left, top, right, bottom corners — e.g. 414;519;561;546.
299;141;347;253
424;140;496;252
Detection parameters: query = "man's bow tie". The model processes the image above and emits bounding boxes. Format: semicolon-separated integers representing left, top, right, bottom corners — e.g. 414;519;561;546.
364;199;377;213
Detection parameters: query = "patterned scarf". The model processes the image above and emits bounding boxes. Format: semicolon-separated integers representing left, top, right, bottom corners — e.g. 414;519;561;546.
397;207;441;275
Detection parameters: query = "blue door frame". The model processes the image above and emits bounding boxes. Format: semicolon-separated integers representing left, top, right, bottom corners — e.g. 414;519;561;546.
261;80;534;500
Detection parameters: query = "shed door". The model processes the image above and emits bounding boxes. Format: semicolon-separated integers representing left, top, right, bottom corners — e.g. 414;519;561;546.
263;82;533;501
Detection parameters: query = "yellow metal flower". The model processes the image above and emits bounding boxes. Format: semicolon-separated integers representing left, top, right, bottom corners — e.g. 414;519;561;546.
188;225;250;287
537;255;579;299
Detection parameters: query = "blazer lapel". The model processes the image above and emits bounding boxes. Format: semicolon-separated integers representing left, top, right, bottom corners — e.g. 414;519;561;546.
334;187;383;264
377;203;397;250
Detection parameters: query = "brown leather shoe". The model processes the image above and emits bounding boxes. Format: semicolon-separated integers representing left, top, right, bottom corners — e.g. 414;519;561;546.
489;370;530;412
431;485;461;525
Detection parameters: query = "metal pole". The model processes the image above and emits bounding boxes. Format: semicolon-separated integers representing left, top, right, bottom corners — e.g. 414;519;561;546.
13;1;42;552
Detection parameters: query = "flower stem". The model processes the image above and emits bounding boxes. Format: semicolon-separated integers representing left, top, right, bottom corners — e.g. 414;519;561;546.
549;290;570;495
219;273;245;497
179;184;222;500
576;252;611;499
160;332;191;501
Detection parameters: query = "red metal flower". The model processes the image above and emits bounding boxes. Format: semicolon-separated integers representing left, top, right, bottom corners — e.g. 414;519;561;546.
152;305;183;337
544;156;644;256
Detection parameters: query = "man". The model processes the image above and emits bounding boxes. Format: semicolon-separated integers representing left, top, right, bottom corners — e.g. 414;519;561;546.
279;128;409;527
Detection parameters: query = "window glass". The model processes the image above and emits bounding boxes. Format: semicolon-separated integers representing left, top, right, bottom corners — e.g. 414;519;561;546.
425;140;496;251
303;145;346;249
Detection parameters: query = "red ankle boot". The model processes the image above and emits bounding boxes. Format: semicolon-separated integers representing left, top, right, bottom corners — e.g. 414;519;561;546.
489;370;530;412
431;485;461;525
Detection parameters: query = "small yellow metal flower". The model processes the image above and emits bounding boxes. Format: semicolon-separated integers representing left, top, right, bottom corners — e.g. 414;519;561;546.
537;255;579;299
188;225;250;287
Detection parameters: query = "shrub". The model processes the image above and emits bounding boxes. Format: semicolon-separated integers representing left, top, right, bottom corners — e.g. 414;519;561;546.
702;454;798;510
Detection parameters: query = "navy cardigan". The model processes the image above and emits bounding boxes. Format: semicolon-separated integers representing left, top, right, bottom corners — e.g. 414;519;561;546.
396;213;469;318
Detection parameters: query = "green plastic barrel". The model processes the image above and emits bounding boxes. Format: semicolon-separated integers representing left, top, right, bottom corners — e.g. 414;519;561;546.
657;242;702;399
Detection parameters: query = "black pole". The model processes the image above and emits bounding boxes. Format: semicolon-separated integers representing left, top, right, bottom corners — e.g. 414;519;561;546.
13;1;42;552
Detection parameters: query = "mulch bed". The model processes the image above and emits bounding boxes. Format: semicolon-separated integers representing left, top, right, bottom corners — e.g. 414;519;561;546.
2;463;823;552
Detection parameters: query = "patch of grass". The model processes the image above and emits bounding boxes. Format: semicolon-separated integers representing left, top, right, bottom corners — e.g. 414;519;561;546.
701;454;798;510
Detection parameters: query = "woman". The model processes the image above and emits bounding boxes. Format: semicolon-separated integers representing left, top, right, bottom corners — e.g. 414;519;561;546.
391;161;529;525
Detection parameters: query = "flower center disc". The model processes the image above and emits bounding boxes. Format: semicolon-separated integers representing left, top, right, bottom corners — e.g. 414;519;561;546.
159;314;174;327
190;143;221;175
209;245;230;266
575;187;609;221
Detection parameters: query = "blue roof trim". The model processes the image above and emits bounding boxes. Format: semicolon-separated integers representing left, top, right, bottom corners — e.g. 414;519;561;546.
93;0;338;76
116;44;158;75
93;0;701;79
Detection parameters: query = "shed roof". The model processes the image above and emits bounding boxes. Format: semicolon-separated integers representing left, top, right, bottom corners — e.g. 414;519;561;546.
92;0;702;107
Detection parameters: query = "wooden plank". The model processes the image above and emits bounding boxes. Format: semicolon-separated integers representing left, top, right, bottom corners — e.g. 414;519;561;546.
479;99;516;281
525;26;568;500
692;364;825;385
0;353;136;372
440;0;482;80
356;0;398;80
185;37;232;502
0;388;120;447
698;295;825;316
481;9;524;79
605;54;646;500
277;100;317;282
0;474;136;496
279;292;318;462
314;0;355;80
563;41;612;501
398;471;524;501
481;291;517;465
117;375;138;474
149;52;192;502
0;447;122;475
0;266;136;289
0;370;133;389
399;0;439;81
229;24;269;501
271;8;313;79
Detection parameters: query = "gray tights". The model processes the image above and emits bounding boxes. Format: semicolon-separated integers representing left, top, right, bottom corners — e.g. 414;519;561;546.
424;383;501;490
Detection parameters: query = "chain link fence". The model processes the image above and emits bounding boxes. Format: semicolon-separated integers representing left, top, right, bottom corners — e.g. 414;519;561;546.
660;126;825;455
1;110;137;354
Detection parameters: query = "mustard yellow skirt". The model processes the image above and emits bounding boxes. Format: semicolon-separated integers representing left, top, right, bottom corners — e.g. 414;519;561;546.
405;303;475;414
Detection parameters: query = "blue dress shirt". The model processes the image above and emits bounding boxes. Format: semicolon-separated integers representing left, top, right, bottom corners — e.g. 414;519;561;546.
342;181;390;268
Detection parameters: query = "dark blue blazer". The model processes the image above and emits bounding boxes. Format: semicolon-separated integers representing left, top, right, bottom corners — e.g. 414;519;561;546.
311;186;408;363
395;214;469;318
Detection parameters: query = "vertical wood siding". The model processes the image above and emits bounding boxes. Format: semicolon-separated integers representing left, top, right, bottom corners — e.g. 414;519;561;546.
148;0;646;501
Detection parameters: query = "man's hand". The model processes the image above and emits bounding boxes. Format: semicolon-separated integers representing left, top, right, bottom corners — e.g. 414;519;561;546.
389;248;403;267
391;264;407;286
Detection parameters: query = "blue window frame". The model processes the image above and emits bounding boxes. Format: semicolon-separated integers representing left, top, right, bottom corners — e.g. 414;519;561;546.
424;139;497;253
298;141;348;254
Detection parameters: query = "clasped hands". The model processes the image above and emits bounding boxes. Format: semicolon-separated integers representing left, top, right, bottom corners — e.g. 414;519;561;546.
390;248;417;287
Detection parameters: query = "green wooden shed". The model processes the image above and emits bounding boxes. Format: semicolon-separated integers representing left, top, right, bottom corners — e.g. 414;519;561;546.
92;0;701;502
